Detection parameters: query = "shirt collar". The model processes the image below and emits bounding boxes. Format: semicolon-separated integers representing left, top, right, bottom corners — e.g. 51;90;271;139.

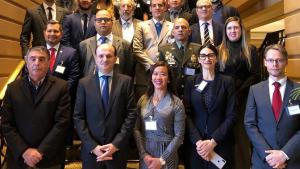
46;43;60;51
175;40;187;49
97;33;113;43
121;18;132;25
268;76;287;87
98;70;114;78
28;76;46;89
199;19;213;26
43;2;56;11
153;18;164;25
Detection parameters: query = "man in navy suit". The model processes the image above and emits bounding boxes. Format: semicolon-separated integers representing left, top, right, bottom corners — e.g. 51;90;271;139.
44;20;80;154
190;0;223;46
44;20;80;107
74;43;136;169
245;44;300;169
20;0;69;56
62;0;97;51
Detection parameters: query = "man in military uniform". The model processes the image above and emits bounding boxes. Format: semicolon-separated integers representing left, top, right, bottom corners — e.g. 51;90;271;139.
159;18;200;99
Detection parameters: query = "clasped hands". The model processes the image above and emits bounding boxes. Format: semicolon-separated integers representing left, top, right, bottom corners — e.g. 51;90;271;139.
22;148;43;167
92;143;119;162
265;150;287;169
143;155;162;169
196;139;217;161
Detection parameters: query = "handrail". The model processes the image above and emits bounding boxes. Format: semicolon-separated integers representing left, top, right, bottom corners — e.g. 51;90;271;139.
0;60;25;100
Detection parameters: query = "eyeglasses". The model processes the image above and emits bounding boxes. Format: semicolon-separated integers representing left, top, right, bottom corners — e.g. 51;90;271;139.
199;53;216;60
95;18;112;23
196;5;212;9
265;59;286;64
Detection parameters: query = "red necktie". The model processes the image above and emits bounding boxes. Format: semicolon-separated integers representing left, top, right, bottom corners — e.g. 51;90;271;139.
272;82;282;121
49;48;56;72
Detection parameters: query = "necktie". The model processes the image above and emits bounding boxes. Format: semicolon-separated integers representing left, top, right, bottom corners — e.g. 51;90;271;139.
101;75;110;113
155;22;162;37
99;36;107;44
179;45;184;59
170;11;179;22
47;7;52;20
203;22;210;45
272;82;282;121
49;48;56;72
123;21;130;28
82;14;88;36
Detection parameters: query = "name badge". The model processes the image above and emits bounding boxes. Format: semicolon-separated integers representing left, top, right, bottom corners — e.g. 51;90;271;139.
145;121;157;130
287;105;300;116
196;81;207;92
55;65;66;74
184;67;195;76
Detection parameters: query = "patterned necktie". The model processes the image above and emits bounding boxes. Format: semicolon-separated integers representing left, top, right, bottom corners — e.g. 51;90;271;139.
47;7;52;20
272;82;282;121
155;22;162;37
49;48;56;72
82;13;88;36
99;36;107;44
101;75;110;113
203;22;210;45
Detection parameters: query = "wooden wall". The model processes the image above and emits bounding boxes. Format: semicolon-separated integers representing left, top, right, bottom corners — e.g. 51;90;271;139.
0;0;42;91
284;0;300;81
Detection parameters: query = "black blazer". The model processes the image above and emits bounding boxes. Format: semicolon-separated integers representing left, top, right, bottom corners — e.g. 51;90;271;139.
1;76;71;169
20;4;69;56
61;12;97;51
183;73;236;168
74;72;136;168
190;21;223;46
49;44;80;102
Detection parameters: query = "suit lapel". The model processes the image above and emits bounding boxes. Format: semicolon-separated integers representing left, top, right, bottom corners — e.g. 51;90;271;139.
148;20;159;40
117;19;123;37
53;45;64;71
194;23;202;45
93;73;106;116
212;21;217;46
278;79;294;122
157;21;171;44
133;19;139;31
21;78;34;104
171;43;183;66
34;77;53;105
37;5;47;25
106;73;119;118
88;36;97;59
56;7;64;21
261;80;277;123
183;43;194;65
75;12;84;37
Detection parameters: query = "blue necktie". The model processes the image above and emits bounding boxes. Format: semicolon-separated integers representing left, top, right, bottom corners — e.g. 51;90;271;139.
101;75;110;113
99;36;107;44
155;22;162;36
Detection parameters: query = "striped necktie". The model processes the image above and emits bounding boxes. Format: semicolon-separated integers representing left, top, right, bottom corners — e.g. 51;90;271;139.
203;22;210;45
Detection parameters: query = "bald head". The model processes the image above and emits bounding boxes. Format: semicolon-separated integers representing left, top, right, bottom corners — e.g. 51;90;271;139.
172;18;191;42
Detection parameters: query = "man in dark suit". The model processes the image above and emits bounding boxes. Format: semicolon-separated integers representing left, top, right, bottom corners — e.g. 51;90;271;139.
112;0;141;43
211;0;240;24
245;44;300;169
20;0;69;57
1;46;71;169
79;9;134;77
44;20;80;106
159;18;200;99
44;20;80;152
190;0;223;46
164;0;191;23
62;0;97;51
74;43;136;169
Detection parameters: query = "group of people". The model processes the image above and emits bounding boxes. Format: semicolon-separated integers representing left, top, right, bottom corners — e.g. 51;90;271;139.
1;0;300;169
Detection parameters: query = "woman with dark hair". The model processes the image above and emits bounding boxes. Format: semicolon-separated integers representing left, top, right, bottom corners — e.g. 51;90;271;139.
134;61;186;169
184;44;236;169
218;16;261;169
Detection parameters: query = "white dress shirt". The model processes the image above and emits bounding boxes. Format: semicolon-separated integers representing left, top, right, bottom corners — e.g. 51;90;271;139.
121;18;134;43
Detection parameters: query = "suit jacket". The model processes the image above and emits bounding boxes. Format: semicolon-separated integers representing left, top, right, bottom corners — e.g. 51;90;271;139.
164;10;192;23
190;21;223;46
79;35;134;77
158;42;201;98
132;19;173;86
244;79;300;169
184;73;236;168
61;12;97;51
49;44;80;103
112;18;141;43
1;76;71;169
74;72;136;168
20;4;69;56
